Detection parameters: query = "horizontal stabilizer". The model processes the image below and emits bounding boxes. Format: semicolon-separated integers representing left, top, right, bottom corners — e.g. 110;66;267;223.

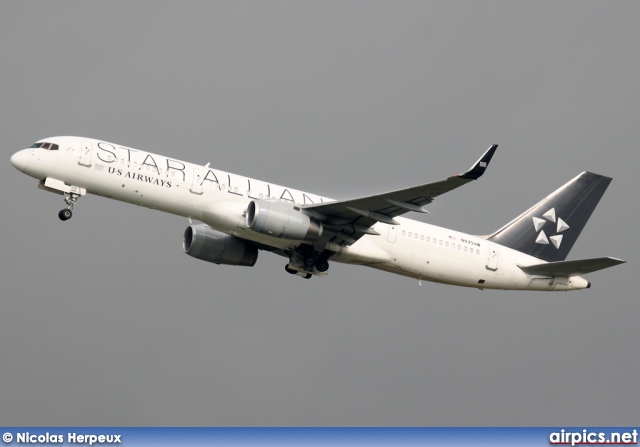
518;256;626;277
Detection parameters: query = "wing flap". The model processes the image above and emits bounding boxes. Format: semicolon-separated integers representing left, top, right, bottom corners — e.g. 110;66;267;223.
518;256;626;277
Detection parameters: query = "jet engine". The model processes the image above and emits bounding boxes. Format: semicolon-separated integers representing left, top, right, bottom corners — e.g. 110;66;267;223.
183;224;258;266
246;199;323;241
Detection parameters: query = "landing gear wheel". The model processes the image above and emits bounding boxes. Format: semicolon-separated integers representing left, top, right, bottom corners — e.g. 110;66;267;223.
304;256;316;267
59;209;72;221
303;273;312;279
285;265;297;275
316;259;329;272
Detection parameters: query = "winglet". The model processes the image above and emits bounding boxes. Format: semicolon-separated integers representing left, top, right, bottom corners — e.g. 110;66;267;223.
457;144;498;180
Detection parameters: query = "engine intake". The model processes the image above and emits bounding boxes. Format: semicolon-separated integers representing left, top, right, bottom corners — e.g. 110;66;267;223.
183;225;258;266
246;199;322;241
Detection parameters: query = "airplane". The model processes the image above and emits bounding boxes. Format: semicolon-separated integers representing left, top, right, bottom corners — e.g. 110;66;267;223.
10;137;625;291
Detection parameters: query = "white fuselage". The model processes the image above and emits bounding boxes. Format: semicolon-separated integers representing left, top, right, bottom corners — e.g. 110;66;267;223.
12;136;590;291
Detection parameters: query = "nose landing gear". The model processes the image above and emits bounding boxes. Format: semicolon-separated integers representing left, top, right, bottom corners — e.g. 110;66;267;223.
58;192;80;221
37;178;86;222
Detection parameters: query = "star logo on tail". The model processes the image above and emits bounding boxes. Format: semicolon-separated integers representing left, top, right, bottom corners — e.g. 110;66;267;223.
532;208;569;248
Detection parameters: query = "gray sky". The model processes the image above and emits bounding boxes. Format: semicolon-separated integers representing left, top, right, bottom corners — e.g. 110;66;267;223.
1;1;637;425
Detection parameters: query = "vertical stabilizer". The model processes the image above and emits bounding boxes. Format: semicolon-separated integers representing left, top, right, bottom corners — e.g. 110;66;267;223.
486;172;611;262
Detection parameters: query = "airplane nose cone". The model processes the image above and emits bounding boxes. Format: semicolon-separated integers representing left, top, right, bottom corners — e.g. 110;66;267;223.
10;149;29;172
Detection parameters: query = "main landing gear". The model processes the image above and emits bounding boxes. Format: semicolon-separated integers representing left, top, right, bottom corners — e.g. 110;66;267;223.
58;192;80;221
285;246;332;279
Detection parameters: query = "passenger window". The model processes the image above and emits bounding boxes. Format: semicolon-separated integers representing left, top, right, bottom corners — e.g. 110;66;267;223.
426;237;430;242
439;240;443;245
402;230;406;236
457;245;461;250
408;232;412;237
476;249;480;255
420;235;424;241
445;242;449;247
464;246;468;252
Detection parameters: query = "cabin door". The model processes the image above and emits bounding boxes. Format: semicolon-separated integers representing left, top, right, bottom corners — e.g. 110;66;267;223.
486;244;499;270
78;141;93;167
387;226;397;243
190;169;204;195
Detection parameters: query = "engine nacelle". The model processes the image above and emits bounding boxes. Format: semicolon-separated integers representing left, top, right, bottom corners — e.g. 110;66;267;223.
246;199;323;241
183;224;258;266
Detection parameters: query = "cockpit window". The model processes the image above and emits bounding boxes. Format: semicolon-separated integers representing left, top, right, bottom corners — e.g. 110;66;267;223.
30;142;59;150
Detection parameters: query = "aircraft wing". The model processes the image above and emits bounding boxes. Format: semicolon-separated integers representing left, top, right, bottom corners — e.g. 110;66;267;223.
303;145;497;245
518;257;626;277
